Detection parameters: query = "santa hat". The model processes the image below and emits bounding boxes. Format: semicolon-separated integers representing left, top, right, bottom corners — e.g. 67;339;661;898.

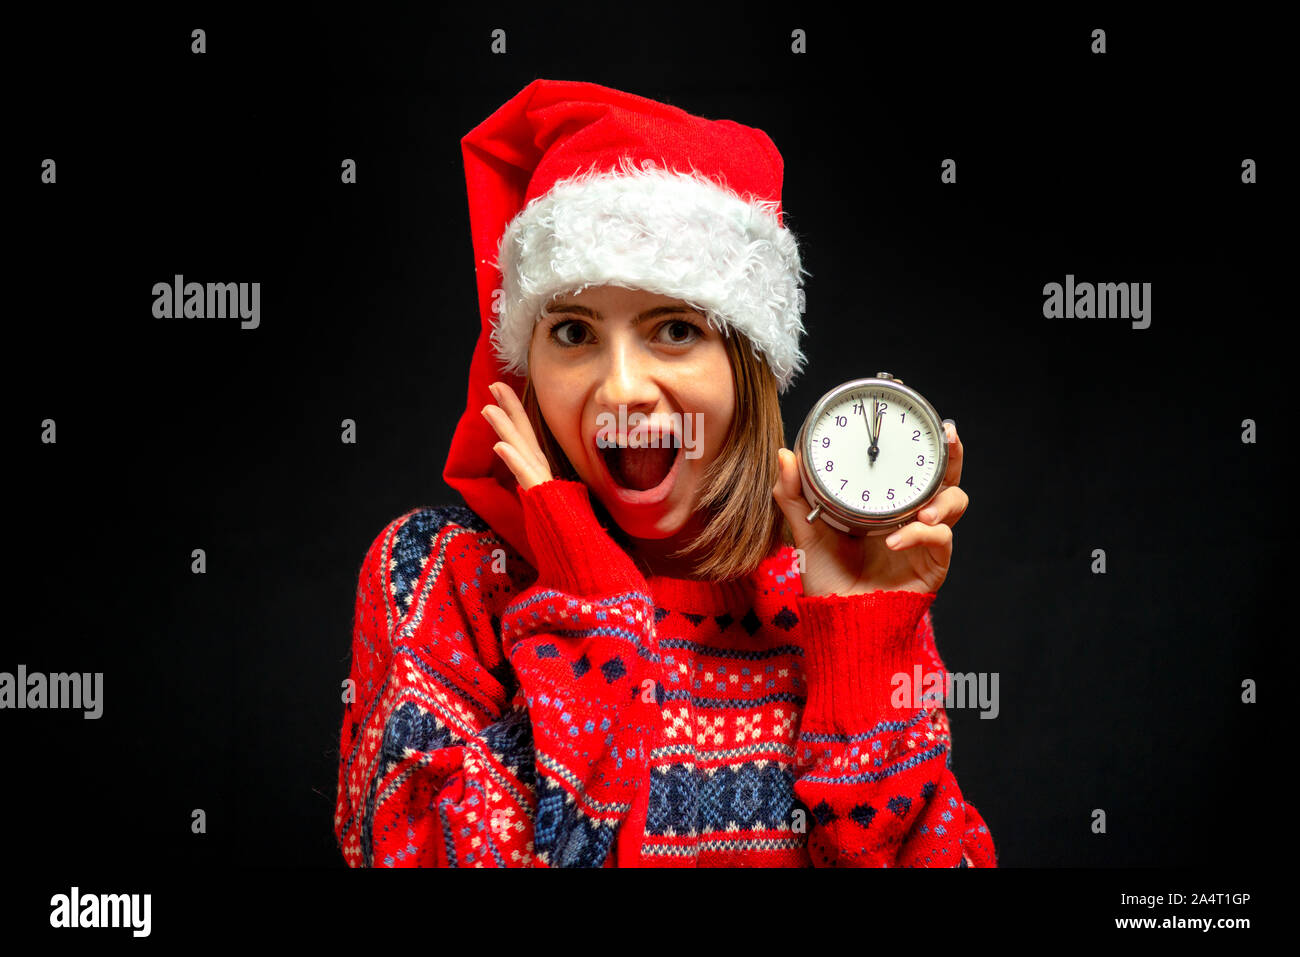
446;79;807;566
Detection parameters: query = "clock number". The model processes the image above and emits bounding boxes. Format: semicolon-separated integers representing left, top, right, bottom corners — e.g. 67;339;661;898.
906;476;915;487
821;437;830;448
861;489;870;502
900;412;906;423
916;454;925;466
824;460;833;472
887;488;895;501
839;479;847;490
912;430;921;441
835;415;847;427
852;401;863;415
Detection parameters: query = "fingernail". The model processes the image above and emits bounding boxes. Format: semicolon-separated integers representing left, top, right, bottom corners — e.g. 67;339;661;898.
885;532;902;547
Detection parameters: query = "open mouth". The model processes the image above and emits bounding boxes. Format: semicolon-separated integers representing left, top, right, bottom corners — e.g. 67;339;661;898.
599;435;683;492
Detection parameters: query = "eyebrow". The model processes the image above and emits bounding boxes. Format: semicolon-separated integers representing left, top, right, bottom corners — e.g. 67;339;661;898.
544;303;700;325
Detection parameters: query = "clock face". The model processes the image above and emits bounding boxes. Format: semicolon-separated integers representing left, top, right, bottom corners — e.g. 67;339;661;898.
806;386;943;517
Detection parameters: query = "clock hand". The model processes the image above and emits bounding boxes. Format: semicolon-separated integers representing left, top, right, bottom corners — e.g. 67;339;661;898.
865;395;878;463
868;392;878;460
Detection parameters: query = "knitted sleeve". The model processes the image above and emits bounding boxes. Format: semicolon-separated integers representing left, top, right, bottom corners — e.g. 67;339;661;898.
334;479;661;867
791;590;997;867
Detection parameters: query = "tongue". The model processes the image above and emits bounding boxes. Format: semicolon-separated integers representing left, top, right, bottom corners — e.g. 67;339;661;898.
611;446;676;491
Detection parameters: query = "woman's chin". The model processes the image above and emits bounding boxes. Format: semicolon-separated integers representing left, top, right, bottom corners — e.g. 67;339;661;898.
606;496;684;538
595;484;693;540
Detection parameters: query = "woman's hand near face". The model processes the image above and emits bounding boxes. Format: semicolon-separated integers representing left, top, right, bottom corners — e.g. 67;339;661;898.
482;381;554;491
772;422;968;597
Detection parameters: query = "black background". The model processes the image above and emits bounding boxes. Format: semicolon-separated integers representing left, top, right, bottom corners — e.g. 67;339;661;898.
8;3;1281;893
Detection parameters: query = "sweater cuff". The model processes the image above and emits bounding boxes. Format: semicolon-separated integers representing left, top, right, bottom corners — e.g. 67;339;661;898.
797;590;936;733
519;479;649;597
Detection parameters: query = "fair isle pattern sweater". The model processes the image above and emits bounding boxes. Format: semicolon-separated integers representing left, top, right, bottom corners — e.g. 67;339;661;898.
334;479;997;867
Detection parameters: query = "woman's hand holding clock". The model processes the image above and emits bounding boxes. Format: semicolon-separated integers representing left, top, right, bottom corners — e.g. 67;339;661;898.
772;421;967;597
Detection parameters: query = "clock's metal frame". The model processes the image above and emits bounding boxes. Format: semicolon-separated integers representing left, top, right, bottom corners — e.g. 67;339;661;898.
794;373;949;537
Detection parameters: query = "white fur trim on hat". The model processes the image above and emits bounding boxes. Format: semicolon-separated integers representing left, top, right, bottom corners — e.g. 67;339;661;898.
489;156;808;392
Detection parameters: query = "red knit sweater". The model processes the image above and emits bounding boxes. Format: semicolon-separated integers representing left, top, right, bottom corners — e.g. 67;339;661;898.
334;478;997;867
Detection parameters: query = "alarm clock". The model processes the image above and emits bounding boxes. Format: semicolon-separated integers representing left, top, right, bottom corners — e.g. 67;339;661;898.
793;373;949;536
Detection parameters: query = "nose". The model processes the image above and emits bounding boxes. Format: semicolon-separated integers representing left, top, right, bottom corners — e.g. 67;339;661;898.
593;333;662;414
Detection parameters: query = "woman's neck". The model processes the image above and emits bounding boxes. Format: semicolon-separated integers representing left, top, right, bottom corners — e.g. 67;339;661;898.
628;547;700;581
625;518;708;581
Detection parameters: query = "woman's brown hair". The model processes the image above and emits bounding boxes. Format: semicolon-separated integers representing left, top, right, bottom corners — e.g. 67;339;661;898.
521;328;794;581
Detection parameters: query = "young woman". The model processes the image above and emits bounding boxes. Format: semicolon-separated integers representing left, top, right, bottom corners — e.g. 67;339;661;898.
333;79;996;868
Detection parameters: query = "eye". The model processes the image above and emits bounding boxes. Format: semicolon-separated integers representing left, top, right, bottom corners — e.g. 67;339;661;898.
657;318;704;345
548;319;592;347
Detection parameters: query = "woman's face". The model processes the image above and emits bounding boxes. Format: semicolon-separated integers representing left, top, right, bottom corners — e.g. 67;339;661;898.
528;284;735;542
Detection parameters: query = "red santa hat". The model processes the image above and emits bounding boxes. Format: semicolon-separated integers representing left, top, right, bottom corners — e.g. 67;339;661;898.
446;78;807;566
